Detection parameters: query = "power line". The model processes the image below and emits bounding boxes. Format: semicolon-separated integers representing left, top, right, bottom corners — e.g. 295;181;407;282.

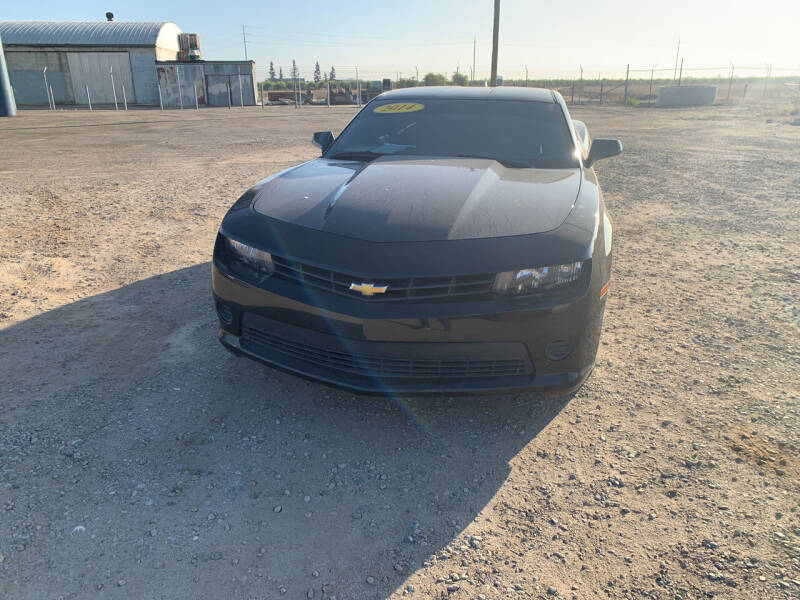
242;34;471;48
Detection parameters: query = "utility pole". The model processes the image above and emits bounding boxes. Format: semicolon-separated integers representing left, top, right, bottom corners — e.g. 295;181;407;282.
473;36;476;83
490;0;500;86
242;26;248;61
673;38;680;80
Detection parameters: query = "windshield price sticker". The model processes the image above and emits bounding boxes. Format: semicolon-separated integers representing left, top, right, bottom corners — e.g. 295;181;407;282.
374;103;425;114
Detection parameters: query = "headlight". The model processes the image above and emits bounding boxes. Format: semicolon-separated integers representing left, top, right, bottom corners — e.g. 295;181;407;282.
220;235;274;278
493;261;584;296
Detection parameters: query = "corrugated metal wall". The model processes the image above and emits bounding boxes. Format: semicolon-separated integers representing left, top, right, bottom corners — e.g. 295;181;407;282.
4;46;254;107
157;62;255;108
129;50;158;104
67;52;134;104
4;50;73;104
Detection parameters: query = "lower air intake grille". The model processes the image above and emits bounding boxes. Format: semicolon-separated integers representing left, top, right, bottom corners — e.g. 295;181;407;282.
242;327;527;379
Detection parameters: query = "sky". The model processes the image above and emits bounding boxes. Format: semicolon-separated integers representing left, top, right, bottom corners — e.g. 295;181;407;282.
4;1;799;81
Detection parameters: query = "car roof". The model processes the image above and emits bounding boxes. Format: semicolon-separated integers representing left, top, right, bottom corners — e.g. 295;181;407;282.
375;86;556;103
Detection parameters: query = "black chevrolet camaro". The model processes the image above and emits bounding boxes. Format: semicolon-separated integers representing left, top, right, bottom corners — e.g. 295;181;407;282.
212;87;621;395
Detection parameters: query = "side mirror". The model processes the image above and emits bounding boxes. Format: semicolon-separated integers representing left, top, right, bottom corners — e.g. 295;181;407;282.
585;138;622;168
572;120;590;153
312;131;334;154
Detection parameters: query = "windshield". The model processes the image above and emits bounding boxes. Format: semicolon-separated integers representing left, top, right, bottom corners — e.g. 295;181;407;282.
327;98;579;168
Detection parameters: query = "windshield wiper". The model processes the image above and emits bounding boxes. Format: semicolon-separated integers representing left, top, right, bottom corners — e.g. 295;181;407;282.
455;154;533;168
327;151;382;161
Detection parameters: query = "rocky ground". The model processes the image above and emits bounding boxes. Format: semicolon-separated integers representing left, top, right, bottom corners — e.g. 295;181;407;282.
0;102;798;600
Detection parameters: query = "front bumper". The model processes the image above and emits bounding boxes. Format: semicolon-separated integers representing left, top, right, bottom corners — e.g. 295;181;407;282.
212;261;604;396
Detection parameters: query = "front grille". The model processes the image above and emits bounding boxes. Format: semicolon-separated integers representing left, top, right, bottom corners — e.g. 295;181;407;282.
272;255;494;302
243;327;527;379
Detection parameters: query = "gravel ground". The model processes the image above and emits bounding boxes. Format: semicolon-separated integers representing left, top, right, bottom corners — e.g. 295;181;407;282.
0;102;798;600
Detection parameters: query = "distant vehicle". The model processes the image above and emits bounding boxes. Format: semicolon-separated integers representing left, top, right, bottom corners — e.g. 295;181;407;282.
212;87;622;395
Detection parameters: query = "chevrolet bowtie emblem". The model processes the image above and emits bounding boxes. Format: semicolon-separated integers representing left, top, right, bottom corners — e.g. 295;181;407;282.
349;282;388;296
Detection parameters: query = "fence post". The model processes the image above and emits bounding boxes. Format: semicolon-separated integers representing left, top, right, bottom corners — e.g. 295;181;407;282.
623;64;630;106
194;83;199;110
85;84;92;110
227;81;232;109
649;66;655;105
110;66;118;110
177;66;183;109
43;67;53;110
599;79;604;105
201;65;207;108
157;81;164;110
122;84;128;110
238;66;244;107
678;59;683;86
727;64;734;102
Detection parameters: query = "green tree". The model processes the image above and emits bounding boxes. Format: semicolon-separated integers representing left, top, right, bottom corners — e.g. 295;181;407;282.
423;72;447;86
451;72;468;86
396;77;417;89
313;61;321;83
329;66;336;81
269;61;276;81
279;66;284;80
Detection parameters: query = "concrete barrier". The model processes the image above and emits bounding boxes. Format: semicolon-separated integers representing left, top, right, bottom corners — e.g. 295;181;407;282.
657;85;718;107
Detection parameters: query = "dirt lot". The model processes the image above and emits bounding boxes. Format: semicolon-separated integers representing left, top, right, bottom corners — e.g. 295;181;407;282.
0;102;798;600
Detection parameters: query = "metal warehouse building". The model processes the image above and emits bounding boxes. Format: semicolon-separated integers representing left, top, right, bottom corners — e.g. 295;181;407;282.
0;20;256;107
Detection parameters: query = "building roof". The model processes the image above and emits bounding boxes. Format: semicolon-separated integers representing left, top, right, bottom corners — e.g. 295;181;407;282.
378;86;556;103
0;21;180;47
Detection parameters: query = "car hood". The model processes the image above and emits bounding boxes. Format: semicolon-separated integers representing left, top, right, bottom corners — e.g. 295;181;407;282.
251;156;581;242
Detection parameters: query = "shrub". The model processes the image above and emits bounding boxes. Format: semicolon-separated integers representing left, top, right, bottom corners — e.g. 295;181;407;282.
423;73;448;86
